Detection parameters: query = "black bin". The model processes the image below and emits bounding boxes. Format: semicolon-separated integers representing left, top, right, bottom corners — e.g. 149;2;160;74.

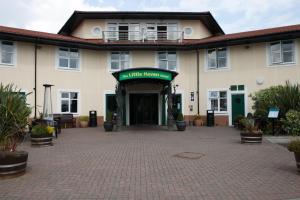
89;110;97;127
207;110;215;127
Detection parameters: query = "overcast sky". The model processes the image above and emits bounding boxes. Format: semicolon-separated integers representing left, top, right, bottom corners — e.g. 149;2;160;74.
0;0;300;34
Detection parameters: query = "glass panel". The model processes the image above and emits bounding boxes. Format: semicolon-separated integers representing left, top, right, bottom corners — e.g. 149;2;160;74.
59;58;69;68
1;43;14;52
59;48;68;57
159;60;167;69
1;52;13;64
217;48;226;58
210;99;218;111
220;98;227;111
70;92;78;99
69;59;78;69
271;52;281;63
120;52;129;61
61;92;69;98
218;57;226;68
168;61;177;70
61;100;69;112
158;52;167;60
111;52;119;60
209;91;218;98
168;52;176;61
270;42;280;52
230;85;237;91
208;49;216;68
220;91;227;98
283;51;294;63
238;85;245;91
70;100;78;113
282;41;293;51
111;61;119;70
120;61;129;69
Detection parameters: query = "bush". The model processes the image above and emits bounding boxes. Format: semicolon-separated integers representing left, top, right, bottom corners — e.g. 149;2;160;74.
79;116;89;122
177;113;184;121
287;139;300;153
106;111;113;122
239;118;259;133
281;110;300;136
0;83;31;151
31;124;54;138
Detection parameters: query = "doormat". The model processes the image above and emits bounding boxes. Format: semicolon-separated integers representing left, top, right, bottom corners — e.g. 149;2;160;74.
174;152;205;159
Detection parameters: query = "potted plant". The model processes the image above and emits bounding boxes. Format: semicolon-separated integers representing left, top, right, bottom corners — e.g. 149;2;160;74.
240;118;263;143
176;113;186;131
193;115;204;127
234;115;245;129
287;139;300;172
79;116;89;128
31;124;54;146
0;83;31;177
103;111;114;132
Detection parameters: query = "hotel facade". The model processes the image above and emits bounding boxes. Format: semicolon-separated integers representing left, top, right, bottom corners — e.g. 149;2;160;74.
0;11;300;126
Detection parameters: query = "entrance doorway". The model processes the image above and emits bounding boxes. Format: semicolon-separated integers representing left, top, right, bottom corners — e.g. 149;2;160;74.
231;94;245;124
130;93;158;125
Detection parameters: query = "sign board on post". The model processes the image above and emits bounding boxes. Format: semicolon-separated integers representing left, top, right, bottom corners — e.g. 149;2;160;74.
268;107;280;119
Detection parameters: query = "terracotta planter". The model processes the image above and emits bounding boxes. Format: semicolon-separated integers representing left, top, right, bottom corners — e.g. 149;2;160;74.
176;121;186;131
0;151;28;176
104;121;113;132
294;152;300;172
240;132;263;143
80;121;89;128
194;119;204;127
31;135;53;146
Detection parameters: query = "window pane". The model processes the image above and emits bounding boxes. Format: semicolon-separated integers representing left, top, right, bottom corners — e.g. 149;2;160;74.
159;60;167;69
270;42;280;52
168;61;177;70
69;58;79;69
120;61;129;69
208;49;216;68
168;52;176;61
218;57;226;68
1;52;13;64
209;91;218;98
217;48;226;58
120;52;129;61
111;61;119;70
70;100;78;113
282;41;293;51
61;92;69;98
111;53;119;60
59;58;69;68
220;98;227;111
210;99;218;111
283;51;294;63
220;91;227;98
1;43;14;52
59;48;68;57
61;100;69;112
70;92;78;99
271;52;281;63
158;52;167;60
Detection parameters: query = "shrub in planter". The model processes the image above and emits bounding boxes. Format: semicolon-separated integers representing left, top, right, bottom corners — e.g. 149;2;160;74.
193;115;204;127
240;118;262;143
287;139;300;172
176;113;186;131
79;116;89;128
103;111;114;132
31;124;54;146
281;110;300;136
0;83;31;177
234;115;245;130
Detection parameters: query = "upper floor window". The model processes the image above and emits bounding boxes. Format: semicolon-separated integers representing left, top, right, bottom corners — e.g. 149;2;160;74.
58;47;80;70
207;47;227;70
60;91;79;114
269;40;295;65
208;90;227;112
0;41;15;65
158;51;177;71
110;51;130;71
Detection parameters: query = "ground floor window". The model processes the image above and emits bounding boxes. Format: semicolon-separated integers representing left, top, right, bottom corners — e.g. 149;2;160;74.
208;90;227;112
60;91;79;114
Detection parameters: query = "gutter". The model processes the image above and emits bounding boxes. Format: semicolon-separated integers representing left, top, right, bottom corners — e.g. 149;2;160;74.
196;49;200;115
34;40;37;119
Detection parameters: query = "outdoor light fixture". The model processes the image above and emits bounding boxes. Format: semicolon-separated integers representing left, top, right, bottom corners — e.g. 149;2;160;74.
190;92;194;101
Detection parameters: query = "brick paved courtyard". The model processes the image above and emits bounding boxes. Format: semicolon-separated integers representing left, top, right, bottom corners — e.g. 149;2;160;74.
1;126;300;200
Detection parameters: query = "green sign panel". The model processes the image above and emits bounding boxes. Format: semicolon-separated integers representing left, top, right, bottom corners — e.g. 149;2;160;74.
119;69;172;81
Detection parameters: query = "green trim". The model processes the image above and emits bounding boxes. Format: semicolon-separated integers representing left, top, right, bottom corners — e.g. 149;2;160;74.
119;69;172;81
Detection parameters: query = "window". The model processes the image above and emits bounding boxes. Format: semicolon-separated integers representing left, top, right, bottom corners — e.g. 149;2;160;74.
60;92;79;114
110;51;130;71
58;47;80;70
208;90;227;112
0;41;15;65
158;51;177;71
269;40;295;65
207;47;227;69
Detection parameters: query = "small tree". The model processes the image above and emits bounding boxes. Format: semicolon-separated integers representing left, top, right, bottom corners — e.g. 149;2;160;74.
0;83;31;151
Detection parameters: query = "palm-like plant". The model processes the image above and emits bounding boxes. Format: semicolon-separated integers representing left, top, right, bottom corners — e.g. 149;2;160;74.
0;83;31;152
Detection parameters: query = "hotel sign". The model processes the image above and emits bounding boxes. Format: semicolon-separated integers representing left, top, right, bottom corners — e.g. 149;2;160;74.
119;69;172;81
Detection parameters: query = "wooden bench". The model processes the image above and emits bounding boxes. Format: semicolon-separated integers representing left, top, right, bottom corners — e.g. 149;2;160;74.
53;114;76;128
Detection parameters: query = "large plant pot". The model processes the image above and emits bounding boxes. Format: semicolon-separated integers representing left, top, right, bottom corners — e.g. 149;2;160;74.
294;152;300;172
80;121;89;128
31;135;53;146
176;121;186;131
104;121;113;132
240;132;263;143
0;151;28;176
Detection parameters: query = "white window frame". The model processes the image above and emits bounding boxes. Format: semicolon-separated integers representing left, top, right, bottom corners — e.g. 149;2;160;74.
109;51;131;71
56;47;81;71
157;51;177;71
0;40;16;66
205;47;229;71
57;90;80;115
207;89;228;114
268;40;296;66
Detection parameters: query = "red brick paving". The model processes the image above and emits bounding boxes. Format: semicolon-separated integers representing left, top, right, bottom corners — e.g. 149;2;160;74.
0;126;299;200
